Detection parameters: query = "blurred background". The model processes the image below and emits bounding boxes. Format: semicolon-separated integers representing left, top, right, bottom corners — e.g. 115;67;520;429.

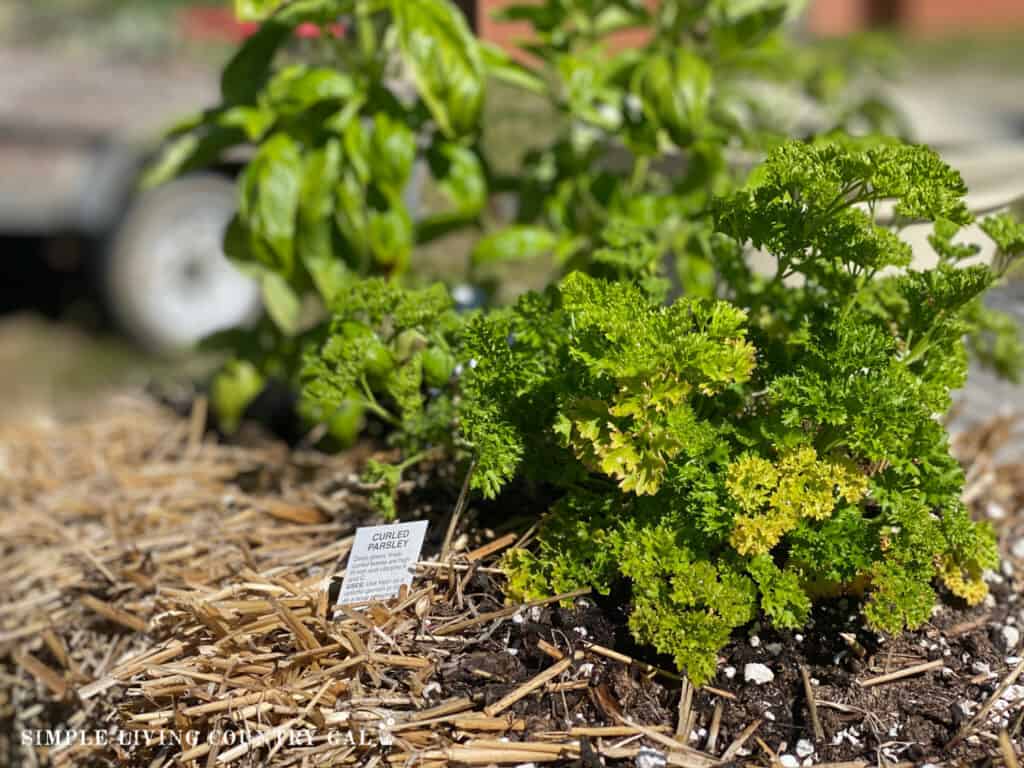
1;0;1022;421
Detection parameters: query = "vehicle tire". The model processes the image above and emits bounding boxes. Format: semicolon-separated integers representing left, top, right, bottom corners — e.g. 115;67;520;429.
102;173;260;351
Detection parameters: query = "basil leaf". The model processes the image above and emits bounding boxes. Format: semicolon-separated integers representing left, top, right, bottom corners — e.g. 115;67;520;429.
368;203;413;269
369;113;417;194
635;51;711;148
299;139;348;301
334;170;368;262
480;42;545;95
221;21;292;105
472;226;558;266
261;271;303;335
142;122;246;188
235;0;346;22
239;132;302;274
393;0;484;138
234;0;285;21
710;0;795;46
218;105;276;141
427;141;486;217
265;65;355;115
342;119;371;184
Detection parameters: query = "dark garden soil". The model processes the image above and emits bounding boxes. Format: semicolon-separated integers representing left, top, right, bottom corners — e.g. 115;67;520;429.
2;394;1024;767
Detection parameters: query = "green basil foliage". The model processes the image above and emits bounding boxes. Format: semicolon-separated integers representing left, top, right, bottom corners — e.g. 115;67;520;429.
149;0;509;438
486;0;906;297
153;0;912;439
149;0;493;297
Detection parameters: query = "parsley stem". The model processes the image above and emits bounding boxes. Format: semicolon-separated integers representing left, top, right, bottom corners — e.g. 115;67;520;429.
397;450;429;473
358;375;399;426
630;156;650;194
902;330;935;367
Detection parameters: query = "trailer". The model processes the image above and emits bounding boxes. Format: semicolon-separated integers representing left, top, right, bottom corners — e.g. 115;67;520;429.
0;46;259;350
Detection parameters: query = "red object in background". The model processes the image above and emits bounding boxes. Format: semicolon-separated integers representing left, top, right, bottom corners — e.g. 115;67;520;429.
899;0;1024;34
475;0;1024;40
177;6;345;44
295;21;346;38
798;0;1024;36
178;6;256;42
478;0;655;63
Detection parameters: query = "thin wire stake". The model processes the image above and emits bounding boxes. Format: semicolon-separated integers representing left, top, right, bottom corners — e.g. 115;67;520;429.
442;456;477;560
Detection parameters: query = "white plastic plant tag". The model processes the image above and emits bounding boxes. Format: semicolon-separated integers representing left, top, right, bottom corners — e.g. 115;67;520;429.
337;521;429;605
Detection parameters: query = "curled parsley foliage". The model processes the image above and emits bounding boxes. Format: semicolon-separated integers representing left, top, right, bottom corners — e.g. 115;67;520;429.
459;273;756;499
300;279;461;510
302;139;1020;682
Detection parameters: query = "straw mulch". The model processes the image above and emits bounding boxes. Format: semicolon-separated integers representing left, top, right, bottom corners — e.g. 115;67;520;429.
954;411;1024;555
4;395;1024;767
0;395;710;768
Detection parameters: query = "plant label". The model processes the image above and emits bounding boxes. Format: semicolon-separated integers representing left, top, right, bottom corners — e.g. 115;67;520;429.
337;521;429;605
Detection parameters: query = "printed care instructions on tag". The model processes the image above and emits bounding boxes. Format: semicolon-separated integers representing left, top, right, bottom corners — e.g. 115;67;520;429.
337;520;428;605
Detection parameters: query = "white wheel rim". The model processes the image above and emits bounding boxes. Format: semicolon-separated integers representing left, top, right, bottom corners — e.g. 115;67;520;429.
129;193;260;348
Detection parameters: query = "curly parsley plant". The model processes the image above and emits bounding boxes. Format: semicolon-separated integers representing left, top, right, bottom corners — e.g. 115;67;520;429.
303;139;1024;683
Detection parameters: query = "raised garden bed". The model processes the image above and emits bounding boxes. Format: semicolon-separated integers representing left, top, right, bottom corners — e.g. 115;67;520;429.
2;395;1023;767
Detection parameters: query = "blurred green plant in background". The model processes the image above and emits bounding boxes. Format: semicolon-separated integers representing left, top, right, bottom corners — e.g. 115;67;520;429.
151;0;916;441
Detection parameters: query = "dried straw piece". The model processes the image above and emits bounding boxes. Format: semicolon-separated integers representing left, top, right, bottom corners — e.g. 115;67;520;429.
857;659;944;687
420;746;572;764
484;655;575;716
1000;730;1021;768
464;533;518;562
613;716;718;768
720;718;762;762
566;726;669;737
705;700;723;754
950;656;1024;748
800;663;825;741
451;716;527;732
676;676;693;739
408;696;473;721
432;588;591;636
700;685;736;701
80;595;149;633
463;739;581;755
536;638;565;660
259;499;327;525
14;651;67;698
584;642;681;682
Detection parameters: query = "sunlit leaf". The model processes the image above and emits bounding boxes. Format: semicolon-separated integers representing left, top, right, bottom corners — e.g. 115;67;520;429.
393;0;484;138
472;226;558;266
